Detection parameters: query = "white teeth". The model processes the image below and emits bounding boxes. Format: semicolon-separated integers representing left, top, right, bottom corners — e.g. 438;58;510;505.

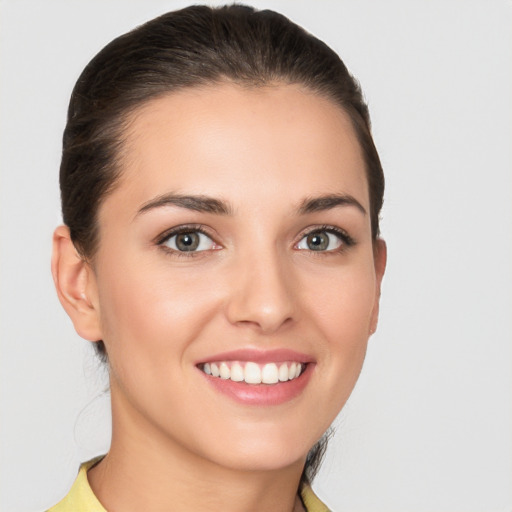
278;363;289;382
210;363;220;377
201;361;305;384
261;363;279;384
244;362;262;384
219;362;230;379
230;362;244;382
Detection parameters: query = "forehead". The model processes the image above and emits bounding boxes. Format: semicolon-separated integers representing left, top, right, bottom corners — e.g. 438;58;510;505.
109;83;368;215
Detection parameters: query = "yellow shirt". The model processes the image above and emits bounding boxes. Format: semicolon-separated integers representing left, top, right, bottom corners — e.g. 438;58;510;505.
48;459;331;512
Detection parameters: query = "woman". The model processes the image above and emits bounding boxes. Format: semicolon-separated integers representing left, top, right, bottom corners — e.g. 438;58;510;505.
49;4;386;511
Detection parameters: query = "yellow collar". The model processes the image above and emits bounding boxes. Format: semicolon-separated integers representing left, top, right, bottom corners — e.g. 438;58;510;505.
49;458;330;512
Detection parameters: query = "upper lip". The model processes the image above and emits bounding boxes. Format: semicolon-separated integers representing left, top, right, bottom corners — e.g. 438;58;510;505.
197;348;315;365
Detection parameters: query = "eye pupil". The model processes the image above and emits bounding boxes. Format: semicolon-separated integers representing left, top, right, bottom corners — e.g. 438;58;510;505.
176;232;200;251
307;232;329;251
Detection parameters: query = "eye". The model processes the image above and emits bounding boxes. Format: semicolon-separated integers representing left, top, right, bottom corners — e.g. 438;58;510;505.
161;229;218;253
296;228;353;252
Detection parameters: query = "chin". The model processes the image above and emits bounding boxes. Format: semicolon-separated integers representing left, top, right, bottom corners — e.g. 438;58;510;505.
209;447;307;474
192;423;320;474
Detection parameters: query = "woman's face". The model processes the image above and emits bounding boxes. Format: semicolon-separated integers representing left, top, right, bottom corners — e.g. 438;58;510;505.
87;83;385;472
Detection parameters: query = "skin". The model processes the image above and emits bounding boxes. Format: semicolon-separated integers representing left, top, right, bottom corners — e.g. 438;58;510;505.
52;83;386;512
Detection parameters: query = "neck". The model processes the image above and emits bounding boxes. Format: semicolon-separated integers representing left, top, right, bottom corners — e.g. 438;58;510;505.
88;389;307;512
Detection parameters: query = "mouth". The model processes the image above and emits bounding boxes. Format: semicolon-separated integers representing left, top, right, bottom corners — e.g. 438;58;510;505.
199;360;306;385
196;349;314;406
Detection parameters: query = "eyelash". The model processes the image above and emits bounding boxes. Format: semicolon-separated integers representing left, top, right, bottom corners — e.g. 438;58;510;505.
296;225;356;253
155;223;356;257
155;224;219;258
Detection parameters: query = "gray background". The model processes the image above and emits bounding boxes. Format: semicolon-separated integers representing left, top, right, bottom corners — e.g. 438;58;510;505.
1;1;511;511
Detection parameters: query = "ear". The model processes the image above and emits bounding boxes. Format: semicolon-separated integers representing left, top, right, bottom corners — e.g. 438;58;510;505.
51;225;103;342
369;238;387;336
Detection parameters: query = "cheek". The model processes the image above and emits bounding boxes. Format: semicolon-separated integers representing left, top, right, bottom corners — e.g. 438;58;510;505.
94;260;227;439
304;257;376;339
95;257;222;376
301;259;376;404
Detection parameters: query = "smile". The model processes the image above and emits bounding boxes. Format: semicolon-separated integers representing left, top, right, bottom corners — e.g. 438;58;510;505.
200;361;306;384
197;349;314;405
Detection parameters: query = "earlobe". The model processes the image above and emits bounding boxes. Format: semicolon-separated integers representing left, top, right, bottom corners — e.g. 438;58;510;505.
51;225;103;342
369;238;387;335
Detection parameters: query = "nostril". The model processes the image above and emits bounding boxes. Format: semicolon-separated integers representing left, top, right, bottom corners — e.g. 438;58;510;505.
224;257;297;333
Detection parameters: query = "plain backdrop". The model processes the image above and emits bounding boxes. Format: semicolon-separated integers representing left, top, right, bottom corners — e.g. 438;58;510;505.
1;1;511;511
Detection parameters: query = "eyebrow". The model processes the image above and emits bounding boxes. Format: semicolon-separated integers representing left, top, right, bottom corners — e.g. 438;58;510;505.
298;194;367;216
137;193;233;217
136;192;366;218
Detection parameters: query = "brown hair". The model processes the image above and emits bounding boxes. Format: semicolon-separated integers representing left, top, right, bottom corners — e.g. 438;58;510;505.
60;3;384;485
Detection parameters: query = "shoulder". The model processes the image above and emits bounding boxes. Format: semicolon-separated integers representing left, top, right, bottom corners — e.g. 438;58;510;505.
46;458;106;512
46;458;331;512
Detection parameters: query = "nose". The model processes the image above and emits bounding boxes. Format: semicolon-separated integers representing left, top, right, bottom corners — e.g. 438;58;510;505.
225;250;297;334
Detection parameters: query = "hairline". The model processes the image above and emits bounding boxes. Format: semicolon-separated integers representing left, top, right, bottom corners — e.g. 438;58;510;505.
79;78;375;261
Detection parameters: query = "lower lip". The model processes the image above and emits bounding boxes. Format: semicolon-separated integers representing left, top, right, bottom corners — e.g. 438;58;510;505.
200;363;314;406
